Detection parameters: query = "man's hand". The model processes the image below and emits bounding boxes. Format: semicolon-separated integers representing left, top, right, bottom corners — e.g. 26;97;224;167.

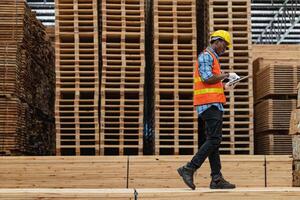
225;81;237;90
228;72;240;81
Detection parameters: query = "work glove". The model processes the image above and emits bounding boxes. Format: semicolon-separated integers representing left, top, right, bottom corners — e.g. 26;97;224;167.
228;72;240;82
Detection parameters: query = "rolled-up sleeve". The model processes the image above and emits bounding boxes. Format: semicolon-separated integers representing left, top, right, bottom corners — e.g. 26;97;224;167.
198;52;213;81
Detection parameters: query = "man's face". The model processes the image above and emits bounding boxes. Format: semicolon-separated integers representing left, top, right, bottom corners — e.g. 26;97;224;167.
215;39;228;56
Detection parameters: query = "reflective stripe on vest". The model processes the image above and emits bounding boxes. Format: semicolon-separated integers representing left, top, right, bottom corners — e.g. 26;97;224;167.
194;88;224;95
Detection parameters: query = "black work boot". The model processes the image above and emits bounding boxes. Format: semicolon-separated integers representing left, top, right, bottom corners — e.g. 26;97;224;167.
177;165;196;190
210;176;236;189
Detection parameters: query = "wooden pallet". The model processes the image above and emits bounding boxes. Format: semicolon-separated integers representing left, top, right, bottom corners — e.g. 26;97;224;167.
55;0;100;155
153;0;198;155
205;0;253;154
255;134;292;155
255;99;296;133
100;0;145;155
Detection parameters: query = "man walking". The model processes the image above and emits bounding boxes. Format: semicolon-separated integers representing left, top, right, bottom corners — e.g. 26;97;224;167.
177;30;238;190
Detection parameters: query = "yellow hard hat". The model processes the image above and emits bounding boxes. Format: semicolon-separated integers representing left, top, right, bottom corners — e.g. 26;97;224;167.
210;30;232;48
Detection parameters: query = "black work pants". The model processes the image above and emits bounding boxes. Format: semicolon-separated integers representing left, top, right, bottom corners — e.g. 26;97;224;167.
187;106;223;180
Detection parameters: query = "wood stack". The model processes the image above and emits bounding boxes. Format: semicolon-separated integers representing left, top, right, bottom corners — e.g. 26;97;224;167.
55;0;100;155
253;45;300;155
205;0;254;154
151;0;198;155
0;0;55;155
0;155;292;188
289;84;300;186
100;0;145;155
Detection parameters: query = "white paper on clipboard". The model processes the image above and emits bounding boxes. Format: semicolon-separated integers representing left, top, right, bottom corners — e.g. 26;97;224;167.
227;75;252;86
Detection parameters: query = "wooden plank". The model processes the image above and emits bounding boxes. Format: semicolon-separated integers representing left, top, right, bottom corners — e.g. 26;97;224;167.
0;188;133;199
136;188;300;200
0;156;128;188
128;155;265;188
252;44;300;61
266;155;292;187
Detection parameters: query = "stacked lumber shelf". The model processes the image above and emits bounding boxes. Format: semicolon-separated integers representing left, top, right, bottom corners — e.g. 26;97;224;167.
0;0;55;155
100;0;145;155
255;134;292;155
206;0;254;154
55;0;99;155
253;46;300;155
255;63;300;102
152;0;198;155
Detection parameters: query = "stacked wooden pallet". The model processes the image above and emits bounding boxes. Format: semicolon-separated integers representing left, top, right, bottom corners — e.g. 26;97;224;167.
55;0;100;155
100;0;145;155
253;45;300;155
205;0;253;154
0;1;55;155
255;63;300;102
151;0;198;155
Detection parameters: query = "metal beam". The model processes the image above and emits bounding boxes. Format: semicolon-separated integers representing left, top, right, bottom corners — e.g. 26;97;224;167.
277;16;300;44
254;0;299;44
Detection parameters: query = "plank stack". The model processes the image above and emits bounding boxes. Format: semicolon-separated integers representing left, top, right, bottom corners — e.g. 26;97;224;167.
204;0;254;154
253;45;300;155
0;0;55;155
100;0;145;155
55;0;100;155
289;83;300;186
150;0;198;155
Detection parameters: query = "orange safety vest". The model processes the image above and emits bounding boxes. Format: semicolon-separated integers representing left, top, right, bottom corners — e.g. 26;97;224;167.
194;49;226;106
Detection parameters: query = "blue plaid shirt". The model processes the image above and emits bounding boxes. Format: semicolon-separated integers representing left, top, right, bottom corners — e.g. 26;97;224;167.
196;47;224;116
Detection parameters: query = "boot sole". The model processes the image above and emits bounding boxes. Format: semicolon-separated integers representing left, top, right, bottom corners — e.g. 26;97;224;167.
177;168;196;190
210;185;236;189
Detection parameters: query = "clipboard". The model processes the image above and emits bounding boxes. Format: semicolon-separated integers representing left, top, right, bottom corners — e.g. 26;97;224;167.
227;75;252;85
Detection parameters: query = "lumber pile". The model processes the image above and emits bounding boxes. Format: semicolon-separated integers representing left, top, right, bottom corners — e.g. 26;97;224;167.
289;84;300;186
1;188;300;200
253;45;300;155
0;0;55;155
0;155;292;188
55;0;100;155
203;0;254;154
